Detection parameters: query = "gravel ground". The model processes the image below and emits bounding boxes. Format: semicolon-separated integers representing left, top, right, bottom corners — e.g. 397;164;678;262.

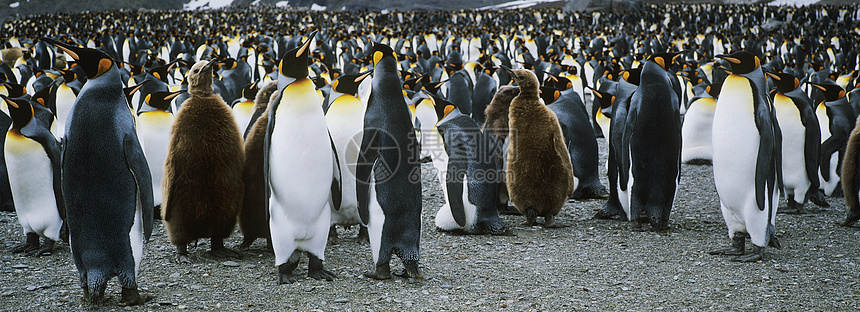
2;130;860;312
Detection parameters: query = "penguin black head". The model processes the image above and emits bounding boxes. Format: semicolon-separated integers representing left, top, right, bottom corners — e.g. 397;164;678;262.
371;42;397;68
123;80;151;110
149;59;179;83
188;60;216;97
31;84;53;112
2;82;27;98
621;68;642;86
41;37;115;79
280;30;318;80
1;95;33;131
809;82;846;102
332;70;372;97
58;69;76;84
765;71;801;94
241;81;260;100
647;52;683;71
539;86;560;105
143;90;186;112
715;51;760;75
421;90;457;124
588;87;615;110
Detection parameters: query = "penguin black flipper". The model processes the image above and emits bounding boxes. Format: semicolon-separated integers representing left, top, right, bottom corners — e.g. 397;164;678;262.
443;130;468;227
123;133;155;240
820;134;846;181
329;132;342;211
752;81;779;212
262;92;282;220
619;103;638;192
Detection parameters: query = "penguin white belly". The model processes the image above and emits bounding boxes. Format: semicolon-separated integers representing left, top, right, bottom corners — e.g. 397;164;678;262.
326;97;363;226
415;104;438;160
232;101;255;135
773;95;809;202
713;76;774;242
269;82;333;264
131;193;143;276
5;135;61;240
367;172;385;264
817;111;839;195
138;111;174;206
680;98;716;163
55;85;77;140
432;144;463;231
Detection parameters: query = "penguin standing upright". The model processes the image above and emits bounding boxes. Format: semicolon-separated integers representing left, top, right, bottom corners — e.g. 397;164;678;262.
231;81;259;136
265;32;341;284
356;42;423;280
618;52;682;231
2;95;65;256
681;83;719;165
325;71;372;243
43;38;153;306
138;90;183;213
812;82;854;197
503;67;575;227
766;71;828;213
710;51;782;262
161;60;244;263
429;92;511;235
841;115;860;226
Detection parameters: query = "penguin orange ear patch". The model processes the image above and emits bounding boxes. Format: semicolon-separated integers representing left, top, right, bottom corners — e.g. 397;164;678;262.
97;58;113;78
444;105;455;117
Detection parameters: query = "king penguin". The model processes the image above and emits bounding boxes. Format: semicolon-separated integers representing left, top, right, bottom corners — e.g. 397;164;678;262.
138;90;184;214
2;95;65;256
812;82;854;197
43;38;153;306
841;114;860;226
428;91;512;235
265;31;341;284
325;71;373;243
356;42;423;280
161;60;244;263
766;71;828;213
618;52;682;231
710;51;782;262
681;83;719;165
231;80;259;135
503;66;575;227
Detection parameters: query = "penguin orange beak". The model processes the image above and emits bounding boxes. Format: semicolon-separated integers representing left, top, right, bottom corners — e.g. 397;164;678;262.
715;54;740;64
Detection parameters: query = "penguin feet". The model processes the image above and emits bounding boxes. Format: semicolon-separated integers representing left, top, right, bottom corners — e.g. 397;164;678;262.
209;247;242;259
363;264;392;280
238;237;255;250
732;245;764;263
523;209;538;226
780;198;805;214
278;261;301;284
542;214;565;228
307;253;337;281
808;190;830;208
394;261;423;279
356;226;370;244
175;244;191;264
709;234;746;256
10;233;40;254
486;220;516;236
327;225;339;245
498;204;522;215
118;288;148;307
29;239;55;257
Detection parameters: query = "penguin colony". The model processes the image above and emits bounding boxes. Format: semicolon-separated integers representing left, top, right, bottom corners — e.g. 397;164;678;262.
2;2;860;306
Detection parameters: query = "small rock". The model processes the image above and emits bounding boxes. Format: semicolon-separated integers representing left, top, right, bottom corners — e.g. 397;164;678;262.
156;282;167;288
2;291;13;296
190;285;203;290
441;284;452;289
685;279;696;283
178;305;187;309
621;286;630;291
11;264;28;269
440;295;449;300
25;285;38;291
169;273;180;279
334;298;348;303
222;261;240;267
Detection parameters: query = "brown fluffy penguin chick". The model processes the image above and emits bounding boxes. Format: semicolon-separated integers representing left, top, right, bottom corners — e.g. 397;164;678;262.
162;60;245;263
504;68;575;228
237;81;278;250
841;115;860;226
482;85;520;142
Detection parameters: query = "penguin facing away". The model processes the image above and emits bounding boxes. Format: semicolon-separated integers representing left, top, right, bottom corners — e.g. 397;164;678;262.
326;71;373;243
356;42;423;280
265;31;341;284
43;37;154;307
161;60;245;263
619;52;682;231
766;71;828;213
503;66;575;227
709;51;782;262
2;95;65;256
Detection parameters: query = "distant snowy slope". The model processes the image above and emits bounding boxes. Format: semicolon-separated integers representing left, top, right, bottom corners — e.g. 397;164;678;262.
184;0;236;10
767;0;820;6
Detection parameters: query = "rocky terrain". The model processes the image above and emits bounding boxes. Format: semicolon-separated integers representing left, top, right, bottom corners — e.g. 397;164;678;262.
2;135;859;311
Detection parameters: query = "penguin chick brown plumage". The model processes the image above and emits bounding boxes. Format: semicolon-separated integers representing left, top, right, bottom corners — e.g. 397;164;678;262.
162;60;245;263
503;67;575;227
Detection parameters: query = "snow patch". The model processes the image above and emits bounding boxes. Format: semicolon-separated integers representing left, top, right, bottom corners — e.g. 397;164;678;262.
10;2;20;8
183;0;235;10
276;1;290;7
311;3;326;11
768;0;819;6
251;0;261;5
477;0;559;10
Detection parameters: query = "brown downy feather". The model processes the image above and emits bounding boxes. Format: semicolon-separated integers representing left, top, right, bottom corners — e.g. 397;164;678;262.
505;70;575;218
482;85;520;142
162;61;245;245
841;115;860;226
253;81;279;112
238;98;273;245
